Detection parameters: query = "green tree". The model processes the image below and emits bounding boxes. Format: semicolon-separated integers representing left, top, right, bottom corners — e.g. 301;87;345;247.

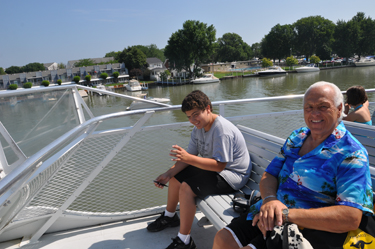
0;67;5;75
159;70;171;81
112;71;120;82
216;33;252;62
22;62;44;72
125;47;148;71
310;55;321;64
349;12;375;59
132;44;166;62
74;59;95;67
73;76;81;84
261;58;273;67
286;56;298;66
251;42;262;59
57;79;62;85
293;16;335;60
58;63;66;69
164;20;216;79
41;80;50;87
23;82;32;88
85;75;91;85
261;24;294;61
105;51;121;61
5;66;22;74
129;69;142;79
100;72;108;80
8;84;18;90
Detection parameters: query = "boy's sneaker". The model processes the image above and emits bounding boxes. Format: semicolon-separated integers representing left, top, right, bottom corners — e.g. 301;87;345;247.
147;211;180;232
166;236;196;249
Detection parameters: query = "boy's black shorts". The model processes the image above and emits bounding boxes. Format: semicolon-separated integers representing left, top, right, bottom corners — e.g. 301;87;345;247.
174;165;234;199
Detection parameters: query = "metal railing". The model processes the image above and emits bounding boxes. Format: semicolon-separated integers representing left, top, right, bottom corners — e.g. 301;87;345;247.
0;86;374;244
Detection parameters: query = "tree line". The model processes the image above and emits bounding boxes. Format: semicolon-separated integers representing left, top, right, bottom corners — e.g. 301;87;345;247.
261;12;375;62
2;12;374;78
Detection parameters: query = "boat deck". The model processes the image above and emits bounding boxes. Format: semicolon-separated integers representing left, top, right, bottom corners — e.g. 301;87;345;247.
0;211;217;249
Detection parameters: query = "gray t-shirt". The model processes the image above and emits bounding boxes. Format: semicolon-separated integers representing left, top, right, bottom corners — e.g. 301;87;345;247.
186;115;251;190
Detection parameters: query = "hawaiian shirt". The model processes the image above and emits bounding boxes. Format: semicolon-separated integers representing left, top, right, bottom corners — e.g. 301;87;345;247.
247;122;373;220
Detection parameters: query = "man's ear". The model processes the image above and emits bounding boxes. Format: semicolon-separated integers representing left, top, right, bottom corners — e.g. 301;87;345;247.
338;103;343;118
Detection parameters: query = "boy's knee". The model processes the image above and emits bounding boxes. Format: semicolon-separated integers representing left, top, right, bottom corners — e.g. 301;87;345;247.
179;182;195;196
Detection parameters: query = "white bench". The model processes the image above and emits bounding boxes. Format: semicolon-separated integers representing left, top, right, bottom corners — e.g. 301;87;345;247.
196;123;375;230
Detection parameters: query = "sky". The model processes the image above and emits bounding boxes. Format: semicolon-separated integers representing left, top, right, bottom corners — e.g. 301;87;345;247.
1;0;375;69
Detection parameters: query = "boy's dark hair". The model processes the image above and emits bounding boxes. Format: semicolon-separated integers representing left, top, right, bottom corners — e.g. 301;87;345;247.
181;90;212;113
346;85;368;106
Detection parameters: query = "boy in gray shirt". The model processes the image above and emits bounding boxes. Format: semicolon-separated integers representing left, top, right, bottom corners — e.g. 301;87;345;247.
147;90;251;249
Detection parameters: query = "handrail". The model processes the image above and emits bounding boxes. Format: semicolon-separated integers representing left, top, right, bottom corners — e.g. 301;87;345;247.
1;87;375;198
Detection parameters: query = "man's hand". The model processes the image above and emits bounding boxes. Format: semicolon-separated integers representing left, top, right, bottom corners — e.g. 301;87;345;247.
252;213;268;238
258;198;287;232
170;145;191;162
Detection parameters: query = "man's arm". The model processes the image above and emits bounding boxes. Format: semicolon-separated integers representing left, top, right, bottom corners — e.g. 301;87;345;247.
256;172;287;231
288;205;362;233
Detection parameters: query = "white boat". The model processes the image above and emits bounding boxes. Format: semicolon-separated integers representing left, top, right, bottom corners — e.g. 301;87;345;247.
257;66;287;77
295;63;320;73
125;79;142;91
0;85;374;248
95;84;106;95
126;96;170;110
192;74;220;84
354;57;375;67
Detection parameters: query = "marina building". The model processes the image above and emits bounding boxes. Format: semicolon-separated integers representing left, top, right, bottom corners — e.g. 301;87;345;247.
0;62;129;89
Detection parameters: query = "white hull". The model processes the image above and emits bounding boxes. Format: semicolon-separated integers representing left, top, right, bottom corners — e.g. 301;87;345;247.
355;61;375;67
295;67;320;73
192;74;220;84
125;86;142;91
257;66;286;77
192;79;220;84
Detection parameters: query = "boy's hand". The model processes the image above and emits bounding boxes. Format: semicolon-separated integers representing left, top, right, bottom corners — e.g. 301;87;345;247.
154;173;170;189
170;145;190;162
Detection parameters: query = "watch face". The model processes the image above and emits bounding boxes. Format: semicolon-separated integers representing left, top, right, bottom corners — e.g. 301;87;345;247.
282;209;289;215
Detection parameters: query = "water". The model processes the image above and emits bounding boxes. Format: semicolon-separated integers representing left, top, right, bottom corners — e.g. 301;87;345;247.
84;66;375;123
1;66;375;160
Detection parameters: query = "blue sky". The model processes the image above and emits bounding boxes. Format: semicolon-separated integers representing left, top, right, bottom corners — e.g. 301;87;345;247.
1;0;375;69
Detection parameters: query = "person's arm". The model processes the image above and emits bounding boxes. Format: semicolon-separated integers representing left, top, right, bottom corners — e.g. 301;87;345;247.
170;145;227;172
288;205;362;233
154;160;190;188
363;100;369;108
255;172;287;232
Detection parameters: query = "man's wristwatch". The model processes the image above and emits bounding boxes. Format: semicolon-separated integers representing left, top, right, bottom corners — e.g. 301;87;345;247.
282;208;289;224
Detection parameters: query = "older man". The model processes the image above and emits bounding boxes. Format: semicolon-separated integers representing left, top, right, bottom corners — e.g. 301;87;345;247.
213;81;373;249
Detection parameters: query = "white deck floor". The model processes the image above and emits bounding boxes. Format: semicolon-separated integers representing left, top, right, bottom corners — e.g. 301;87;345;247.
0;211;217;249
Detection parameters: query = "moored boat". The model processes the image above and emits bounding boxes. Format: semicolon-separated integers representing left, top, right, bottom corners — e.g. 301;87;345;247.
295;63;320;73
256;66;287;77
125;79;142;91
354;57;375;67
192;73;220;84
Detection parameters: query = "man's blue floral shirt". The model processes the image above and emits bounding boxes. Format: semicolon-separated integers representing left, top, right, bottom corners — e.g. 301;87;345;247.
247;122;373;220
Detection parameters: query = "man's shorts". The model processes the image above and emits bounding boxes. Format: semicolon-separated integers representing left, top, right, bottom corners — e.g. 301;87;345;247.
225;213;263;248
174;165;234;199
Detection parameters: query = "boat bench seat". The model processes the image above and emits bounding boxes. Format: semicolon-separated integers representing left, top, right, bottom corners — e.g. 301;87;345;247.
196;123;375;231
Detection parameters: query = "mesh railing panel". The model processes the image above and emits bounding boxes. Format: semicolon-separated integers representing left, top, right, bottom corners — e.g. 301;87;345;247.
69;127;191;213
9;102;375;223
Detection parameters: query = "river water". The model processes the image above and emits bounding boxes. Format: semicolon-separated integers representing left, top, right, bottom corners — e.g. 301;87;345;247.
1;66;375;162
85;66;375;123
